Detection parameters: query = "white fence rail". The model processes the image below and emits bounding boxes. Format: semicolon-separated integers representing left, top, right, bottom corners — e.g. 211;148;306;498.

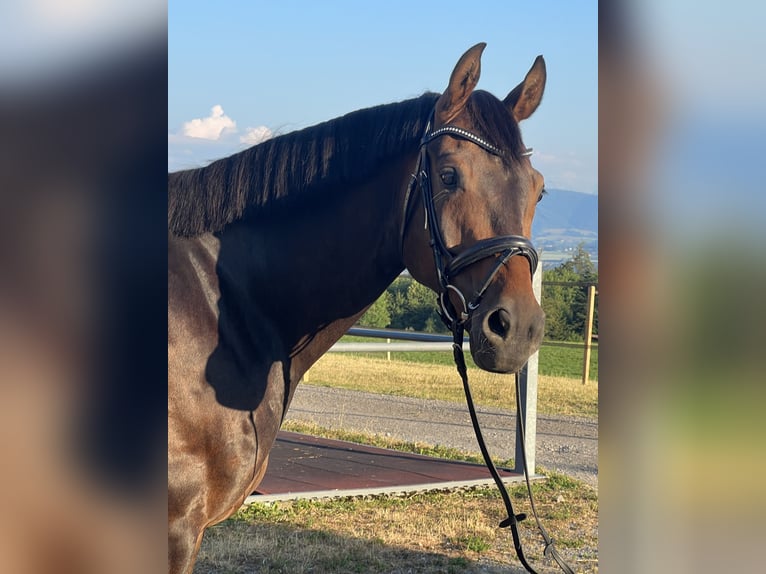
329;327;467;353
330;342;468;353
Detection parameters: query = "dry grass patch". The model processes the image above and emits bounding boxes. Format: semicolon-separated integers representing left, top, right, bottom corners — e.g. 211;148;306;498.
194;477;598;574
305;354;597;418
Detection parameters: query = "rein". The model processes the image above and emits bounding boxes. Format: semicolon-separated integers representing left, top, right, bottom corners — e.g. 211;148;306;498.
403;116;574;574
451;323;574;574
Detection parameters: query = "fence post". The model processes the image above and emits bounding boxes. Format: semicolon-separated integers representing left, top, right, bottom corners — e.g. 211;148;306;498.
582;284;597;385
387;338;391;361
514;263;541;476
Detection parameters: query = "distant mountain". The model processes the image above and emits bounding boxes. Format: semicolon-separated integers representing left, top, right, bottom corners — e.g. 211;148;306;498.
532;188;597;237
531;188;598;267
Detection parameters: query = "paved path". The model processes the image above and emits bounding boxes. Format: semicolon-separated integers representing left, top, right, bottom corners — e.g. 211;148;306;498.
286;385;598;489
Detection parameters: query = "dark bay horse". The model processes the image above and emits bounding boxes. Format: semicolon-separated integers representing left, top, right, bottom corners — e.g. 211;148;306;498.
168;43;547;573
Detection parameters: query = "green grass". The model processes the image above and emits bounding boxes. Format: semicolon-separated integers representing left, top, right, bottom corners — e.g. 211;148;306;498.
541;341;599;381
340;335;598;381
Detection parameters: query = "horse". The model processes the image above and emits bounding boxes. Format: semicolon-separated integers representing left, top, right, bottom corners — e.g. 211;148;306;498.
168;43;547;573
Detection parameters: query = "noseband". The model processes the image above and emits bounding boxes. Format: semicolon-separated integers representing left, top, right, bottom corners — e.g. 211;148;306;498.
403;116;540;328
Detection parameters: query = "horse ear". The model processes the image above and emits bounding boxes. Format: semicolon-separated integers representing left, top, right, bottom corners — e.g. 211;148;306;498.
435;43;486;124
504;55;546;122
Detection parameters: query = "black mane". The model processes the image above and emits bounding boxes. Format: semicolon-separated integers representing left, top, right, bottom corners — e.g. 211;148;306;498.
168;90;523;237
168;93;439;237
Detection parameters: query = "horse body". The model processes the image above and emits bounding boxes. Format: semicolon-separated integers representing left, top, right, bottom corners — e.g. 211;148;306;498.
168;156;415;572
169;43;547;573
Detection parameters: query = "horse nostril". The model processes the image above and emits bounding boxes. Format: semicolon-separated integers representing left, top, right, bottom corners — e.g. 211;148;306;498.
487;308;512;339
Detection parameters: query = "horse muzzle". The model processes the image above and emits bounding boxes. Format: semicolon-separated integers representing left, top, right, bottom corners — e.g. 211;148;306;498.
469;297;545;374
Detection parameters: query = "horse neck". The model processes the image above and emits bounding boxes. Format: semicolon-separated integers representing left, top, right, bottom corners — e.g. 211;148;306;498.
215;152;416;377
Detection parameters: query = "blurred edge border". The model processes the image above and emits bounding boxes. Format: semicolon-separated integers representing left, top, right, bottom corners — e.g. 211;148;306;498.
0;25;168;573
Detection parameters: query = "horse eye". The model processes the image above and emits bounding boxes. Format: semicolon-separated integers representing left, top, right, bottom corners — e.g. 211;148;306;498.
440;169;457;187
537;188;548;203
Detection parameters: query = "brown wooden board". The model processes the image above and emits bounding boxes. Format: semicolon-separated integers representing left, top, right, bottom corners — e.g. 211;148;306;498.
254;431;521;499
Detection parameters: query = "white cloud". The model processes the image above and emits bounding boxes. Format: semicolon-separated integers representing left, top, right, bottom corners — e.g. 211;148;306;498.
181;104;236;140
168;113;274;172
239;125;273;146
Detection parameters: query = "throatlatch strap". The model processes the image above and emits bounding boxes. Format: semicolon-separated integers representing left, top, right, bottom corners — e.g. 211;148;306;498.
451;325;575;574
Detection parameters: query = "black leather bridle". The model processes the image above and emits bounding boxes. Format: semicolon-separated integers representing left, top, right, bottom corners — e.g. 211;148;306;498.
403;116;539;329
401;115;574;574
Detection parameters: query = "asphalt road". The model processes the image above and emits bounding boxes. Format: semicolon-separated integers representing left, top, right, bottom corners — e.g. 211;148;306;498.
286;384;598;489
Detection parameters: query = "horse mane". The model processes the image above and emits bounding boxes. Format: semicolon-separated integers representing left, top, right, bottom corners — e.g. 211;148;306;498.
168;90;524;237
168;93;439;237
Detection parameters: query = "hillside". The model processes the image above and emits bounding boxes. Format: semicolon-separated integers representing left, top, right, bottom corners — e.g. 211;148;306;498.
531;188;598;267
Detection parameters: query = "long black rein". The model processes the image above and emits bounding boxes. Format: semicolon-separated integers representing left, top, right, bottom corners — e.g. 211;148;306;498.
403;117;575;574
451;323;575;574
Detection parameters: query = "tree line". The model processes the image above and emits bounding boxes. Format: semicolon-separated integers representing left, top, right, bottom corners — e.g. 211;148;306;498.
359;244;598;341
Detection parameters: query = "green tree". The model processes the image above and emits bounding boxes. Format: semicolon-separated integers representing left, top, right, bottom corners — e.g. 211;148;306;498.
402;280;444;332
542;243;598;341
373;276;447;332
542;264;581;341
569;243;597;277
385;276;413;329
358;290;391;328
569;245;598;337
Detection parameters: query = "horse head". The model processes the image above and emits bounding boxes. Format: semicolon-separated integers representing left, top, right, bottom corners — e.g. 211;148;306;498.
404;43;547;373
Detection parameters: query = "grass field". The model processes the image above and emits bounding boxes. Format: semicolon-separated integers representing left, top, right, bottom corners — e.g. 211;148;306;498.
306;353;598;418
340;335;598;381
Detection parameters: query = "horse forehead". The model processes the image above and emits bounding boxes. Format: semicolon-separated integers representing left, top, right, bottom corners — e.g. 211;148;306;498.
431;137;506;176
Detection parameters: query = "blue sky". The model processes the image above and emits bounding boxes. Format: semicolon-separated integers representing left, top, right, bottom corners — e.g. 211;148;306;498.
169;1;597;194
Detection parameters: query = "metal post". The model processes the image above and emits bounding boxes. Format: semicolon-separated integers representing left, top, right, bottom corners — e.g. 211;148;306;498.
582;284;596;385
386;338;391;361
514;263;541;476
